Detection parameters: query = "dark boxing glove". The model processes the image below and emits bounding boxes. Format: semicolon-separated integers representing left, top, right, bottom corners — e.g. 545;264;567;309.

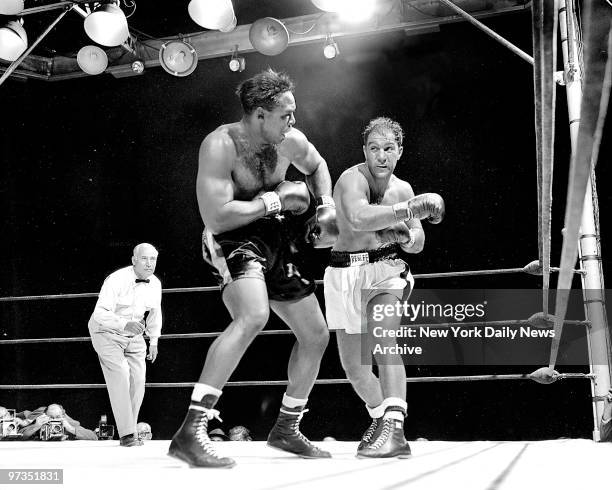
260;181;311;216
305;196;339;248
392;193;445;224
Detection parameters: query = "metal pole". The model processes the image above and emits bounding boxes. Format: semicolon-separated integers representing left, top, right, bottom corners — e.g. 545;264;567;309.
558;0;611;441
0;5;74;87
437;0;534;65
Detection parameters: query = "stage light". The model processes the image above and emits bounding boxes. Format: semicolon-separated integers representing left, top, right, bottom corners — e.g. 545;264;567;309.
131;60;144;74
83;2;129;47
323;36;339;59
311;0;377;22
0;0;24;16
229;45;245;72
77;45;108;75
159;40;198;77
188;0;236;32
0;19;27;62
249;17;289;56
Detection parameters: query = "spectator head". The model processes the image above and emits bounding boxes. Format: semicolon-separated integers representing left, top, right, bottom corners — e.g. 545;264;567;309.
228;425;252;441
209;428;229;442
45;404;65;418
136;422;152;440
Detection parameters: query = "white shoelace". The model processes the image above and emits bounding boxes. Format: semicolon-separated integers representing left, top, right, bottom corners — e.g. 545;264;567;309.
362;418;379;443
368;419;392;450
189;406;224;456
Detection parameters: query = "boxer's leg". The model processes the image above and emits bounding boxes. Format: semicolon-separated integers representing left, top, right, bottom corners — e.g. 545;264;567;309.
169;277;269;468
266;294;331;458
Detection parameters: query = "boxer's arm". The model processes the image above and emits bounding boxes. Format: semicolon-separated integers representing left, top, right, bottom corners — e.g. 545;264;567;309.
197;132;266;234
285;129;332;198
397;181;424;254
337;171;399;231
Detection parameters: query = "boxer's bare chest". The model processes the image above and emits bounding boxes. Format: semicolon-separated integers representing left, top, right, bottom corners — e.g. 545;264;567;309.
228;129;290;200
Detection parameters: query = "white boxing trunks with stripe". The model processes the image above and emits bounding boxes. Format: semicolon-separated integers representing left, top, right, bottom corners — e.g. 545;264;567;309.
324;246;414;334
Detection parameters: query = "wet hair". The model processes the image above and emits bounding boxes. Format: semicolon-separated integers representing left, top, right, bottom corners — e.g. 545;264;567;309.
236;69;295;114
362;117;404;147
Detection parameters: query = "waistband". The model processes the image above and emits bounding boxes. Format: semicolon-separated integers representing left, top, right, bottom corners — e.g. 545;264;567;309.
329;243;401;268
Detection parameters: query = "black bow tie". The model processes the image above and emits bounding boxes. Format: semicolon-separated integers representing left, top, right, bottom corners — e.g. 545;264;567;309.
135;278;150;284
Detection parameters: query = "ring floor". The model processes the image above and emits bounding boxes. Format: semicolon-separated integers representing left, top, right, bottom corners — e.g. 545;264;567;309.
2;439;610;489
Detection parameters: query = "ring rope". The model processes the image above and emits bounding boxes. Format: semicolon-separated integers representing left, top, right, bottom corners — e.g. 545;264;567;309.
0;319;589;345
0;373;593;390
0;264;585;303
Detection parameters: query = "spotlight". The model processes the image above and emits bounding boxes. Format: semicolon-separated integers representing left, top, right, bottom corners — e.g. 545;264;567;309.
188;0;236;32
323;36;339;59
131;60;144;74
0;1;24;16
159;40;198;77
311;0;377;22
249;17;289;56
77;45;108;75
229;45;245;72
83;2;129;47
0;19;27;62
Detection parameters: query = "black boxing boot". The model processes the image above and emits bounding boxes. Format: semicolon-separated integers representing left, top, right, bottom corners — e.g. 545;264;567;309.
168;395;235;468
357;417;383;452
267;406;331;459
357;406;411;459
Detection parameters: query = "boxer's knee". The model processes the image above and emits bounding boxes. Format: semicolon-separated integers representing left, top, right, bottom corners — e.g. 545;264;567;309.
341;354;371;384
232;308;269;344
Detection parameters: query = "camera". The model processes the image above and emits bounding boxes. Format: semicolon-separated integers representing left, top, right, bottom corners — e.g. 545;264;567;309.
97;414;115;440
0;409;22;440
40;419;65;441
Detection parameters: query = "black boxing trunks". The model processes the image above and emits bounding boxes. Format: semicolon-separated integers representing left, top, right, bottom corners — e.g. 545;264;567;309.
202;216;316;301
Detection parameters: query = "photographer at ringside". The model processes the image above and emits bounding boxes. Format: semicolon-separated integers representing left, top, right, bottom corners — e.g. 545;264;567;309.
17;404;97;441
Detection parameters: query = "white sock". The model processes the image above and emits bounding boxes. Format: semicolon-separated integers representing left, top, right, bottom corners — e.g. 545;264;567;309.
366;403;385;419
381;397;407;421
282;393;308;409
191;383;222;402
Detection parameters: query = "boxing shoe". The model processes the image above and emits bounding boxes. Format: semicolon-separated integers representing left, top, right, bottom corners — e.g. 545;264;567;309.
168;399;235;468
267;408;331;458
119;433;143;447
357;417;412;459
357;417;382;452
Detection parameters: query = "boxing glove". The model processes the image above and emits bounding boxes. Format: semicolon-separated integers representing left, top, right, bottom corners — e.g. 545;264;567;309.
376;222;414;245
392;193;445;224
305;196;339;248
260;181;311;216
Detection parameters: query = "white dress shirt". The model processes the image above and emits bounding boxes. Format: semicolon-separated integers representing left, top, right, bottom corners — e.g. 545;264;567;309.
88;266;162;345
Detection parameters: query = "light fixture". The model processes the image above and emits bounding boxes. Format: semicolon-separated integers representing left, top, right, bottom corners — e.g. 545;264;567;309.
188;0;236;32
311;0;377;22
83;2;129;47
77;45;108;75
229;45;245;72
131;60;144;74
323;35;339;59
0;19;27;62
0;0;24;16
249;17;289;56
159;40;198;77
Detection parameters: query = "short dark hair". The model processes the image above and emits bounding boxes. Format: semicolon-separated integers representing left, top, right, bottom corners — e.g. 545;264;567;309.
236;69;295;114
362;117;404;147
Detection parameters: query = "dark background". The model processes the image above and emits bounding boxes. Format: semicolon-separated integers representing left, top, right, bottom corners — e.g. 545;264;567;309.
1;9;610;441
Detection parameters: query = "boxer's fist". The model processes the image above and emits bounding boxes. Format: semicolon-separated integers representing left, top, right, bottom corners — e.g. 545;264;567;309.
393;193;445;224
305;202;339;248
376;222;413;244
275;181;310;215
